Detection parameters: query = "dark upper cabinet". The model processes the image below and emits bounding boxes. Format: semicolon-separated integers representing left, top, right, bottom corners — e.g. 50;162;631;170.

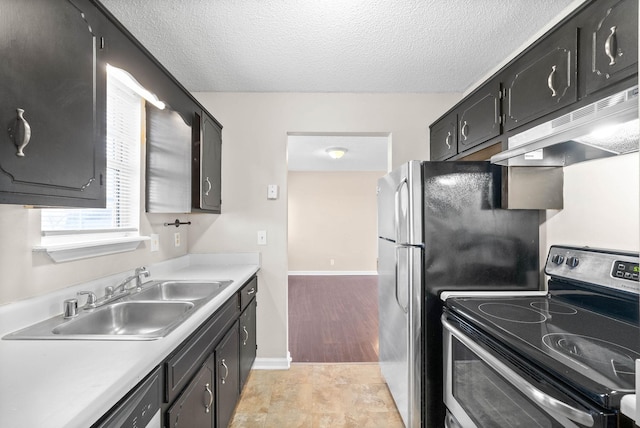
583;0;638;96
0;0;106;207
215;321;240;428
504;24;578;131
193;112;222;213
166;359;215;428
429;112;457;161
457;81;502;152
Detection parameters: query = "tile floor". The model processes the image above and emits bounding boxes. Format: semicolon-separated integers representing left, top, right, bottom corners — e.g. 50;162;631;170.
230;363;404;428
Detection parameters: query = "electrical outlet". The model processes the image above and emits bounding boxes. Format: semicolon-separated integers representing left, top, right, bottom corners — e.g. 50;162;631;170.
257;230;267;245
174;232;181;247
150;234;160;252
330;258;335;266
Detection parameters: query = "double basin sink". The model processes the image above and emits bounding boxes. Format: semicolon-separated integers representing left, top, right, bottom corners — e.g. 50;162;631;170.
4;280;233;341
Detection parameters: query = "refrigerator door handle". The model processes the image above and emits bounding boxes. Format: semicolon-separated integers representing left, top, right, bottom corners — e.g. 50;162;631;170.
394;178;409;244
395;246;409;313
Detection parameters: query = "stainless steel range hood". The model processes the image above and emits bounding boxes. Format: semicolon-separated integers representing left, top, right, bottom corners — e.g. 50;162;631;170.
491;86;639;167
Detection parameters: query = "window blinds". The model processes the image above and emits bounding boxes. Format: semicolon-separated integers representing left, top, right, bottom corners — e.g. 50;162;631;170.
41;71;142;234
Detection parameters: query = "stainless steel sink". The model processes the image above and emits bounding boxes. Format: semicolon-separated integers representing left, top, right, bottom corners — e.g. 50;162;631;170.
128;280;232;302
3;279;235;341
52;301;195;337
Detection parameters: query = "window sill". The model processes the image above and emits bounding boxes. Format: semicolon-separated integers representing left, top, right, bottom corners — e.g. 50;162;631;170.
33;236;150;263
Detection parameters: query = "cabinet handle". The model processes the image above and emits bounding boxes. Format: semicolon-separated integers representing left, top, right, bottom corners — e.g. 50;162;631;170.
547;65;558;97
445;131;452;149
247;287;256;295
221;359;228;384
243;326;249;346
204;383;213;413
605;26;618;66
460;121;468;140
204;177;212;196
8;108;32;157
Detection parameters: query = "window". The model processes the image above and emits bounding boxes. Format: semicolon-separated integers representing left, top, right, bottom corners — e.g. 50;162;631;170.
37;67;145;261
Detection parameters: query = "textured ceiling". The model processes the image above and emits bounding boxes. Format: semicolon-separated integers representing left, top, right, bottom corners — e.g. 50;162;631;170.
100;0;579;93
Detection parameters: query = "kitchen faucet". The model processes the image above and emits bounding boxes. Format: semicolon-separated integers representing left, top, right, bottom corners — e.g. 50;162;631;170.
105;267;150;298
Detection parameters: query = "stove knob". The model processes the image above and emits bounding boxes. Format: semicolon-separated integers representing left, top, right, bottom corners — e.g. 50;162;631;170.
551;254;564;265
566;257;579;268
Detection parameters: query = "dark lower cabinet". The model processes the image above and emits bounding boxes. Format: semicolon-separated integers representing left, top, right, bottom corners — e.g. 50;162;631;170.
0;0;106;207
583;0;638;95
160;276;258;428
166;359;215;428
216;321;240;428
239;299;257;390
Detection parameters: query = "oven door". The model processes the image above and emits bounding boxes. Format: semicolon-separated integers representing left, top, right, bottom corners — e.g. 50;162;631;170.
442;315;611;428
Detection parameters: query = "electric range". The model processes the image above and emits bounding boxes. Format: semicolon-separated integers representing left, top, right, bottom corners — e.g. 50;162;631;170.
442;245;639;428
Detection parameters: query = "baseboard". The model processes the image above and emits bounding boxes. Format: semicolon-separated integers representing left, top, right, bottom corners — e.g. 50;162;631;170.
288;271;377;276
252;352;292;370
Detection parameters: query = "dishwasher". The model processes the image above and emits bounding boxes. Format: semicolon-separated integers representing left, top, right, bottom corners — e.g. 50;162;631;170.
93;367;162;428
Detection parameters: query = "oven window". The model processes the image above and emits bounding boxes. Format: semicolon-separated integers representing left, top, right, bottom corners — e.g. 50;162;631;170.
452;336;555;428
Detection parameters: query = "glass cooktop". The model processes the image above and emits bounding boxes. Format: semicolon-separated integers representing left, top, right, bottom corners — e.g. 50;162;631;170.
446;294;640;409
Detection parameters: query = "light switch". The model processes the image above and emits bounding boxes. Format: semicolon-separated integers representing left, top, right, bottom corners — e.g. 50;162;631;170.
267;184;279;200
257;230;267;245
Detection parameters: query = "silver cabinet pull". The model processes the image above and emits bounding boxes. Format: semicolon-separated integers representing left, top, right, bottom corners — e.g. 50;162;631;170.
460;121;469;140
221;359;228;384
445;131;452;149
204;383;213;413
242;326;249;346
547;65;558;97
247;287;256;295
204;177;212;196
9;108;32;157
605;26;617;66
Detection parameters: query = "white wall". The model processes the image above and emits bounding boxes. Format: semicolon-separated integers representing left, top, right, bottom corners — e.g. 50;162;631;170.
190;92;462;360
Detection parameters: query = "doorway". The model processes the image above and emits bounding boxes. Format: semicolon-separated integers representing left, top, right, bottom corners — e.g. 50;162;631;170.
286;133;389;363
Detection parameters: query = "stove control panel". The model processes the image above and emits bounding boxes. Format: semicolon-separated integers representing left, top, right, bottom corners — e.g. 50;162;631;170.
545;246;639;294
612;260;639;282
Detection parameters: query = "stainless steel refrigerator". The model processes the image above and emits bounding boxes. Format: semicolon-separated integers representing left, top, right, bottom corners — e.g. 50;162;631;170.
377;161;540;428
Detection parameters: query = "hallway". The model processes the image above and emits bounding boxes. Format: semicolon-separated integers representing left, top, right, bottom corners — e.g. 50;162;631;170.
288;275;379;363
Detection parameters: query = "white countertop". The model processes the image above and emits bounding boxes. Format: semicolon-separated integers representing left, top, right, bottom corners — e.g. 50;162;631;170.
0;253;260;428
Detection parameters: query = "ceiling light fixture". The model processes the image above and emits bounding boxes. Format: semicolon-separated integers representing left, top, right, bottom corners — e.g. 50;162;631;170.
326;147;347;159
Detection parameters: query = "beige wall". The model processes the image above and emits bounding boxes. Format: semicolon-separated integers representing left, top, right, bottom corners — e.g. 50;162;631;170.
288;171;384;273
0;205;192;304
543;153;639;253
189;92;462;359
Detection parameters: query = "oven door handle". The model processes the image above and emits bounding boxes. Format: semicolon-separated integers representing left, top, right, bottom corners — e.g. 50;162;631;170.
442;318;595;428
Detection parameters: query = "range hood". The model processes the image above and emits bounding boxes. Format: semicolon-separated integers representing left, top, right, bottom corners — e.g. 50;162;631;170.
491;86;639;167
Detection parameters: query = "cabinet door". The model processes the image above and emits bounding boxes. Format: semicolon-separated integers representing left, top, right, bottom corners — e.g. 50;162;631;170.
429;113;457;160
0;0;106;207
239;299;257;390
504;25;578;131
458;81;501;152
584;0;638;95
193;111;222;213
167;359;215;428
216;321;240;428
